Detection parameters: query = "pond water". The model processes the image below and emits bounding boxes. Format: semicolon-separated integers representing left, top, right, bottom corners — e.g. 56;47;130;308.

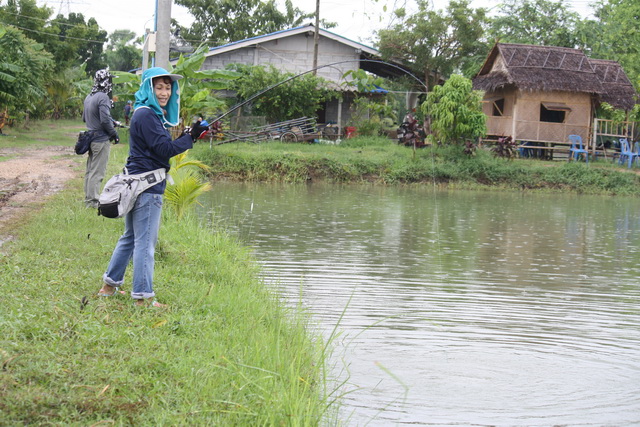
198;182;640;426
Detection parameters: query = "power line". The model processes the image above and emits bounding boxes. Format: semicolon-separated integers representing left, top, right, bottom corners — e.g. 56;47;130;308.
0;20;107;44
1;9;91;28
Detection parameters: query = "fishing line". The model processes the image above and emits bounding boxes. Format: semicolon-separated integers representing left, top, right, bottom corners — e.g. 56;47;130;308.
207;57;443;279
209;59;428;124
201;60;447;422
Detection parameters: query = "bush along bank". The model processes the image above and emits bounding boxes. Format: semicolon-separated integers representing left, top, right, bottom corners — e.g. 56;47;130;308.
193;138;640;196
0;144;334;425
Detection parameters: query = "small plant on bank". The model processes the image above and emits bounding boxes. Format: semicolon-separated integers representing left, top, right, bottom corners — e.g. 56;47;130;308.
463;139;477;156
491;135;517;159
164;151;212;220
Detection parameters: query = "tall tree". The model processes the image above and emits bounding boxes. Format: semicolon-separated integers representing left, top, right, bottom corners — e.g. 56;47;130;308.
104;30;142;72
0;0;53;38
0;1;108;73
175;0;312;45
47;13;108;74
376;0;489;90
488;0;582;47
0;24;53;119
581;0;640;90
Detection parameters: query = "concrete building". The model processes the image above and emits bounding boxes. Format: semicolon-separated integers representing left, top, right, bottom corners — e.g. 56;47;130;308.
177;24;406;128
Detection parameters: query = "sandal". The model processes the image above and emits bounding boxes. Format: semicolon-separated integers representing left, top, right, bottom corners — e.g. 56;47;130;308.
97;284;125;297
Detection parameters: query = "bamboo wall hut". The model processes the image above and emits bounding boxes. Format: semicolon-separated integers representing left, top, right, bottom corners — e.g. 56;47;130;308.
472;43;636;146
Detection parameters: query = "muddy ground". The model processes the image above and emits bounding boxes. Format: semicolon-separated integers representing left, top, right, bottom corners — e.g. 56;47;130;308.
0;145;81;245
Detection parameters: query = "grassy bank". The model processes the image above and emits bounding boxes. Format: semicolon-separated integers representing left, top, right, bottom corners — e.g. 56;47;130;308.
0;138;334;424
193;137;640;196
0;119;88;148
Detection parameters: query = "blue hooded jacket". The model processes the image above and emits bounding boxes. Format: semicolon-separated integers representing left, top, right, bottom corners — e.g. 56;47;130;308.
126;67;194;194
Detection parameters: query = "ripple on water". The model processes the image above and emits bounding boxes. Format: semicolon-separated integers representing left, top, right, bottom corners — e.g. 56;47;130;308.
205;184;640;426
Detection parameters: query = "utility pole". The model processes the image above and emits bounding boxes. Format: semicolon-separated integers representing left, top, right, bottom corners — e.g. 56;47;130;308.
312;0;320;75
142;29;152;71
155;0;172;69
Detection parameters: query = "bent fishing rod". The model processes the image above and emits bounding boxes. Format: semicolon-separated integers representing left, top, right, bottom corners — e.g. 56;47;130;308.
207;59;428;125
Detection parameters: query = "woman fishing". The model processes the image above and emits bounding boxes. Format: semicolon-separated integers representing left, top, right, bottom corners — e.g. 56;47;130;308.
96;67;208;307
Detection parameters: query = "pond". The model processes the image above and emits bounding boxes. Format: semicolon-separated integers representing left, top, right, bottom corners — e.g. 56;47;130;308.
198;182;640;426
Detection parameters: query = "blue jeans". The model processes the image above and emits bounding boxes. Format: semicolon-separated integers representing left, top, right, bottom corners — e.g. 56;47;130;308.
103;192;163;299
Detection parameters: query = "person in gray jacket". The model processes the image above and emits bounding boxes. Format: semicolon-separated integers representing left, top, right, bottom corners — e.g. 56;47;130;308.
82;69;120;208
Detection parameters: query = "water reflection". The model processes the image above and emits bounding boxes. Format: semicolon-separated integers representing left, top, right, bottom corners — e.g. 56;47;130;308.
199;183;640;426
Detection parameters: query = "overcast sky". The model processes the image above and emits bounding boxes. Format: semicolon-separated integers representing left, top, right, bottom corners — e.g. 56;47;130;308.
36;0;596;45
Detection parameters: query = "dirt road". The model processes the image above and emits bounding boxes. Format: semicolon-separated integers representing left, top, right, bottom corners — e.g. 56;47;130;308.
0;145;80;244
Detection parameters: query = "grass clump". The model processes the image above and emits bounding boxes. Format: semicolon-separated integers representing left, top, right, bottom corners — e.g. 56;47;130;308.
0;143;333;425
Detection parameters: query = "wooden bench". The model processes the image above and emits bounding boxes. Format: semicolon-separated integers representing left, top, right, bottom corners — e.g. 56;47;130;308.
517;144;571;160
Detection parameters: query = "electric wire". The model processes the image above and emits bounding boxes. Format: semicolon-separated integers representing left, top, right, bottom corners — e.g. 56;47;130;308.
211;58;428;123
0;20;107;44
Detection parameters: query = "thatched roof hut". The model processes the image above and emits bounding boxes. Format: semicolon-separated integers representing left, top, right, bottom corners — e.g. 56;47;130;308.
473;43;637;111
472;42;637;152
474;43;603;95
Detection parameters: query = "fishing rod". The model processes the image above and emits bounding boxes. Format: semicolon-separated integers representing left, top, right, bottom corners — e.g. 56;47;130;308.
207;59;428;125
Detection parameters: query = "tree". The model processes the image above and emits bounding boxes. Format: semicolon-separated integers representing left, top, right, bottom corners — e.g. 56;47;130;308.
44;66;87;119
581;0;640;91
226;64;337;123
0;24;53;120
105;30;142;72
47;13;108;74
488;0;582;48
0;0;53;39
376;0;489;90
175;0;312;45
0;1;108;73
421;74;486;145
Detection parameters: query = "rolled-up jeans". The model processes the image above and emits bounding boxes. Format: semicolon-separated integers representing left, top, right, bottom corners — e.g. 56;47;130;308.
103;192;163;299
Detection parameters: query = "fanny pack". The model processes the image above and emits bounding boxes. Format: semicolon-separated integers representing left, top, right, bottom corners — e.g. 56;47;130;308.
75;130;106;155
98;167;166;218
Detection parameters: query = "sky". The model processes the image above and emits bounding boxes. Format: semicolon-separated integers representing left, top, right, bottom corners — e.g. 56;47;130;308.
36;0;597;46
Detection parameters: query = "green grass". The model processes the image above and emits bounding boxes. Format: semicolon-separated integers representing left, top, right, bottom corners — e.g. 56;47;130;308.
0;127;335;425
3;118;639;422
1;119;86;148
0;119;131;148
193;137;640;195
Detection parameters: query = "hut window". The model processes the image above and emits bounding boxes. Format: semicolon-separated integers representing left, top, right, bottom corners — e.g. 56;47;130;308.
492;98;505;116
540;102;571;123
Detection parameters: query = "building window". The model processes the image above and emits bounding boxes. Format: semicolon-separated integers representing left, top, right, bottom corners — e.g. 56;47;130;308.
540;102;571;123
492;98;505;116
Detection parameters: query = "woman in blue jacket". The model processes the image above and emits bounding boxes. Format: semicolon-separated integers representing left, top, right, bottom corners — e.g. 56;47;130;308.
97;67;207;307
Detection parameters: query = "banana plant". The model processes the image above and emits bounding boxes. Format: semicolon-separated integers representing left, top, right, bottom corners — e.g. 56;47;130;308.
164;151;212;220
171;45;241;127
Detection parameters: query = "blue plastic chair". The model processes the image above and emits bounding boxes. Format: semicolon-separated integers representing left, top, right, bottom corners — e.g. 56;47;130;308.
568;134;588;163
618;138;638;168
